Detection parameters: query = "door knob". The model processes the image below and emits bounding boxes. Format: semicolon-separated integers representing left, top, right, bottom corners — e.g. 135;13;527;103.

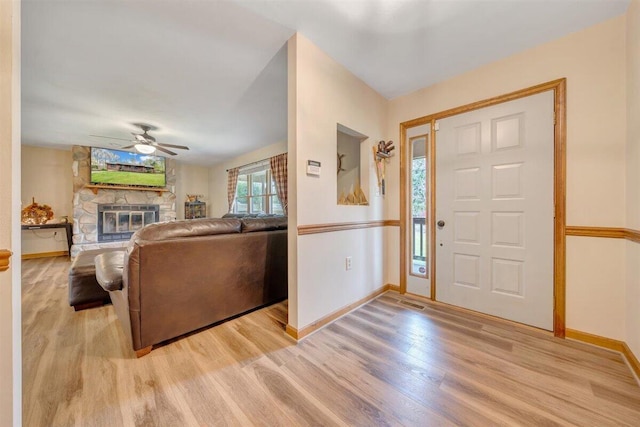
437;220;445;228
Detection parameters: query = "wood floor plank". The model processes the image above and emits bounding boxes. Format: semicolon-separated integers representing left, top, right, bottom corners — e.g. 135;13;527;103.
247;358;347;426
304;328;456;426
22;258;640;426
282;354;403;426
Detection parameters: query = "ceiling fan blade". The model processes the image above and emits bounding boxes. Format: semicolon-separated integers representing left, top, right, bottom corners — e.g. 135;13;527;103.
156;142;190;150
90;134;132;142
154;146;177;156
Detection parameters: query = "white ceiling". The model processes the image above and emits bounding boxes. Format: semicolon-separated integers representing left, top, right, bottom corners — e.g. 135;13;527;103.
22;0;629;165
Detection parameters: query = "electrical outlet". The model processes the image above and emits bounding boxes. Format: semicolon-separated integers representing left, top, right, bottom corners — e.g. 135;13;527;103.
345;256;352;270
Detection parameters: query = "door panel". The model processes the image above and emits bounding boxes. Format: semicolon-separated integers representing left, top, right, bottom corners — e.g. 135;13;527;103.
435;91;554;330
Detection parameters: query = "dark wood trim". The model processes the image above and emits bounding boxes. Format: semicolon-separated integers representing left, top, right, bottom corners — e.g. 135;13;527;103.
387;283;400;292
566;328;625;352
399;122;408;294
285;285;393;340
566;226;640;243
566;226;627;239
400;78;567;128
297;220;399;235
285;324;299;340
553;79;567;338
566;329;640;379
21;251;68;260
0;249;11;272
628;228;640;244
399;78;567;337
623;342;640;380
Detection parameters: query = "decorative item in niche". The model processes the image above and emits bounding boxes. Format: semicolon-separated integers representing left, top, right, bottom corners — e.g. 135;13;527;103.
338;187;368;205
373;140;395;196
21;197;54;225
337;153;346;175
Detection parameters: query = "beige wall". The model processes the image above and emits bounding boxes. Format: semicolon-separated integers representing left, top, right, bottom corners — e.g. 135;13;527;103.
21;146;73;255
208;141;287;218
289;33;389;329
626;0;640;360
175;162;210;220
386;16;628;339
1;0;19;424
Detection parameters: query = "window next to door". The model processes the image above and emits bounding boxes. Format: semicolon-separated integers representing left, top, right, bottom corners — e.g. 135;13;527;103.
411;135;429;277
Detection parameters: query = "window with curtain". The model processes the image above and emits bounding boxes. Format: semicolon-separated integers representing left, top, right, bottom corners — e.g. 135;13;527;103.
233;163;283;215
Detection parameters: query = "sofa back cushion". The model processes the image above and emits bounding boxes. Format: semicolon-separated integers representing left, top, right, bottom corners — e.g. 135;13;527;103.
133;218;241;242
222;213;285;219
221;213;248;218
241;216;288;233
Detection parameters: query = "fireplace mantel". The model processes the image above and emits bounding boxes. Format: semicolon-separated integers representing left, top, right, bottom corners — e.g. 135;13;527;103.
85;184;169;197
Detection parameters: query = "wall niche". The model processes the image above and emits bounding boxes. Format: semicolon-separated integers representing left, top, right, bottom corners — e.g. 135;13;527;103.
337;124;368;205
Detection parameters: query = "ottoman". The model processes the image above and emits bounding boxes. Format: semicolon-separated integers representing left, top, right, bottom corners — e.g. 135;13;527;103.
68;248;125;311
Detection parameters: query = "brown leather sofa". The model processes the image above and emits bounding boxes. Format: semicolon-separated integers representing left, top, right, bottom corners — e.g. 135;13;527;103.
96;216;287;357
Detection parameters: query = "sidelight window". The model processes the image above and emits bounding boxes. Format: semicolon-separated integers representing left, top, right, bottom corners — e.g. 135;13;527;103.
411;135;428;277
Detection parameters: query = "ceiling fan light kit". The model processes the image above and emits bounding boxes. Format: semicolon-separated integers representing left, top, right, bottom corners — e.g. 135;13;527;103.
135;143;156;154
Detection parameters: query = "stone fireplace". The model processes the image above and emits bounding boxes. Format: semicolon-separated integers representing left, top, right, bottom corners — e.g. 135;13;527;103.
71;146;177;257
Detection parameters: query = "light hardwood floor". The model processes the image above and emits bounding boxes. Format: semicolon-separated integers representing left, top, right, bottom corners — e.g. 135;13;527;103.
23;256;640;426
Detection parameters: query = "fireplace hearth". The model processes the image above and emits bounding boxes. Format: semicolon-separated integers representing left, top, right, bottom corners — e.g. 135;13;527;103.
97;204;159;242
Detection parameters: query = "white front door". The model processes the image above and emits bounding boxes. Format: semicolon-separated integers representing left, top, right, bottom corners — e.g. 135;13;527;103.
435;91;554;330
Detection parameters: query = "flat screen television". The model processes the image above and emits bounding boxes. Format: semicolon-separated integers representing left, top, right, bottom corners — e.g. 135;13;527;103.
90;147;166;188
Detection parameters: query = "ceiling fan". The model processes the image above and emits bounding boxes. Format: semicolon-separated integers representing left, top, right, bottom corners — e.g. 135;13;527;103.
90;124;189;156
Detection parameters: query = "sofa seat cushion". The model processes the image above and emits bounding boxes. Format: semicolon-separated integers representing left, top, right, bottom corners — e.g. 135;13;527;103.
95;251;125;291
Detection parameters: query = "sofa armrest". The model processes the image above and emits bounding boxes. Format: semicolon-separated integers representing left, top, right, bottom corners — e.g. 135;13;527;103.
95;251;125;291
